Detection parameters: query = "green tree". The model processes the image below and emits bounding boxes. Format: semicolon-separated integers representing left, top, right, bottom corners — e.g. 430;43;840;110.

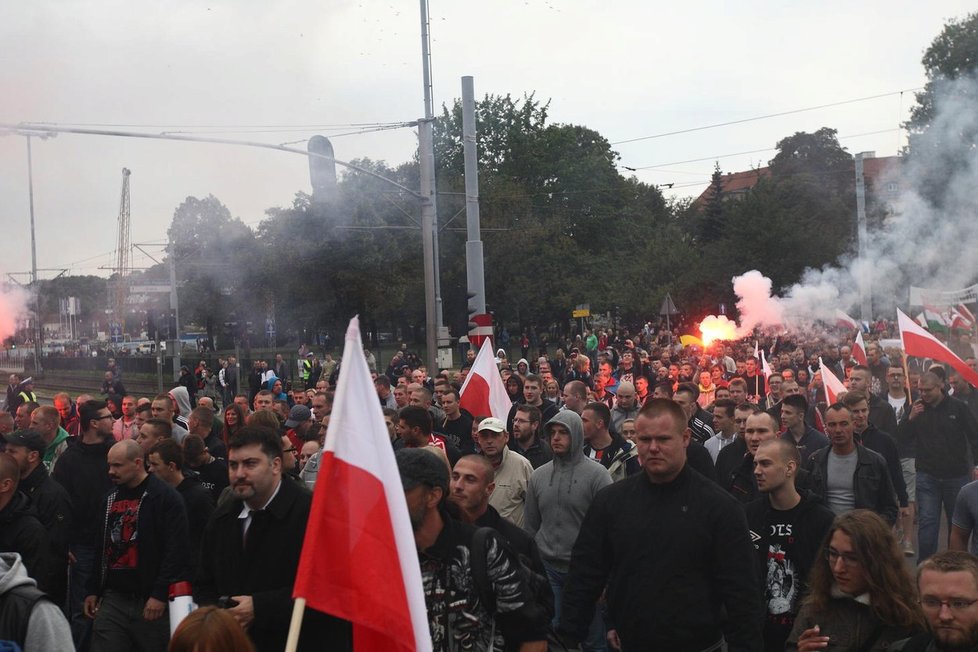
907;11;978;136
769;128;853;199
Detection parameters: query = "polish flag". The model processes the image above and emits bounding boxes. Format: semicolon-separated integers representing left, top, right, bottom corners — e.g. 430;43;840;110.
852;331;868;366
819;357;848;405
459;342;513;421
835;309;860;331
760;348;772;379
292;317;431;652
898;309;978;388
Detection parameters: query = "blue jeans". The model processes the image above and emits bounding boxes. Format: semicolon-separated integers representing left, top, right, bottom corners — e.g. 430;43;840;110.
917;471;970;561
545;561;607;652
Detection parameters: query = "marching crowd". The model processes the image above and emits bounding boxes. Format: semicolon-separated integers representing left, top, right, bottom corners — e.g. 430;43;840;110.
2;321;978;652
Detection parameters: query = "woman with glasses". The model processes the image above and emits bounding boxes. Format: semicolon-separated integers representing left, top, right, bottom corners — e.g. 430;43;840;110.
787;510;924;651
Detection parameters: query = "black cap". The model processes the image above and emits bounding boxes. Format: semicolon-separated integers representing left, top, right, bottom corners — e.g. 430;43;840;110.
395;448;449;494
4;429;46;453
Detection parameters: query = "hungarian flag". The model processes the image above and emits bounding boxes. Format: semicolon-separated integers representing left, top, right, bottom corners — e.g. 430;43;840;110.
459;342;513;421
819;357;848;405
293;317;432;652
898;309;978;388
852;331;868;366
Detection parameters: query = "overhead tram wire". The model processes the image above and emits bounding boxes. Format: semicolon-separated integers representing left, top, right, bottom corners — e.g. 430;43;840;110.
621;127;901;172
609;88;921;146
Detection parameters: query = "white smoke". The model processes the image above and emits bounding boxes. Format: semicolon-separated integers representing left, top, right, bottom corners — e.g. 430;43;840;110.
729;75;978;331
0;283;31;342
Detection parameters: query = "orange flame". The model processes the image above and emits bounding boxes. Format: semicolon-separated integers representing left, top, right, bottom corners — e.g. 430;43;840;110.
699;315;739;347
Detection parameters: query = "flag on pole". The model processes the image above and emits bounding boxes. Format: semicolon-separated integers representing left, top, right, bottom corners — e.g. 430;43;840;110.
760;348;772;379
835;309;860;331
293;317;432;652
898;309;978;388
459;342;513;421
957;303;976;325
852;331;868;366
753;340;760;360
819;357;847;405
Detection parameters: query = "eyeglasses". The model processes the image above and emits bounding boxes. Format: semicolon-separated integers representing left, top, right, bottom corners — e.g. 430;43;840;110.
283;448;298;455
825;548;860;567
920;597;978;612
95;415;114;421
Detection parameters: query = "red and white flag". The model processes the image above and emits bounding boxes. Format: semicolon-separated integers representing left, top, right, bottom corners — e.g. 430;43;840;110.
760;348;772;379
293;317;432;652
852;331;868;366
459;342;513;421
835;309;860;331
898;309;978;388
819;357;847;405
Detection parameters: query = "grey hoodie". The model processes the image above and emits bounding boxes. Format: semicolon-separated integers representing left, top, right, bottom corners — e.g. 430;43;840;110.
167;386;192;443
0;552;73;650
523;410;612;571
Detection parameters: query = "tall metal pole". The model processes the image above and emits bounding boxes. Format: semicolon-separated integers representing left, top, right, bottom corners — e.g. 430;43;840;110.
419;0;444;337
854;152;872;322
419;119;438;372
168;247;182;382
26;136;41;377
461;77;486;317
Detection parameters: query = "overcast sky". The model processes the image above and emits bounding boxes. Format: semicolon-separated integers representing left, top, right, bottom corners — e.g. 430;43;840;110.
0;0;972;281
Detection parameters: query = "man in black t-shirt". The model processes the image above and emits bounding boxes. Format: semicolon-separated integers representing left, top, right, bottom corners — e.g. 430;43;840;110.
435;388;474;454
747;439;834;651
84;440;191;651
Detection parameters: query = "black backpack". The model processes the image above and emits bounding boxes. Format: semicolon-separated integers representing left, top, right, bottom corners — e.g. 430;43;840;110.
470;527;568;651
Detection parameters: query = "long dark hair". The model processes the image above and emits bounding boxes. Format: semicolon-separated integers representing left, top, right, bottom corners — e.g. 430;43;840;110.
804;510;924;630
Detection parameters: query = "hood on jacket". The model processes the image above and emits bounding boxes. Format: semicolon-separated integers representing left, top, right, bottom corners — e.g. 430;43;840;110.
516;358;530;372
0;552;35;595
544;410;585;464
265;374;280;391
169;385;192;417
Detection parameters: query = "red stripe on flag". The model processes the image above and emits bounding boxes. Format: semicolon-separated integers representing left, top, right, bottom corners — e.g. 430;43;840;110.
903;331;978;388
459;372;492;418
295;452;418;652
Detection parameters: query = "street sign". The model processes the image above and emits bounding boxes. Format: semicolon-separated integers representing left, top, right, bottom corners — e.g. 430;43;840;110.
468;313;493;348
572;303;591;318
660;293;679;316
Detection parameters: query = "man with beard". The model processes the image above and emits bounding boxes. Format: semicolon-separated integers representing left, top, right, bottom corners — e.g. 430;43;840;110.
195;427;350;651
890;550;978;651
396;448;548;652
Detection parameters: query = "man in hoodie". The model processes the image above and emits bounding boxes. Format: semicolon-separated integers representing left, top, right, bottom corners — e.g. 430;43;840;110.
52;399;115;643
0;552;73;650
747;438;835;651
524;410;612;646
559;399;762;651
581;402;640;482
151;392;189;443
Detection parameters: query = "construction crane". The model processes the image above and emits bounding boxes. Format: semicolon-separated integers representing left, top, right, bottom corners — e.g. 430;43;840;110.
112;168;131;335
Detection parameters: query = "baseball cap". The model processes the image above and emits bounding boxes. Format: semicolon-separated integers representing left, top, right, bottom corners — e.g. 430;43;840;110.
4;429;46;453
284;405;313;428
477;417;506;433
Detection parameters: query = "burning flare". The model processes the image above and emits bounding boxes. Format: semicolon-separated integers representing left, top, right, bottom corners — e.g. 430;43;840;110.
699;315;738;347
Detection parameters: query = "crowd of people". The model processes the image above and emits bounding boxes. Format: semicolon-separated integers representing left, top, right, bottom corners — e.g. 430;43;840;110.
1;319;978;652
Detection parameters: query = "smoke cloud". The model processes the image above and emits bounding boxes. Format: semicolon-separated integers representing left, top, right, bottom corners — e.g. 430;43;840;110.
0;284;30;343
725;75;978;333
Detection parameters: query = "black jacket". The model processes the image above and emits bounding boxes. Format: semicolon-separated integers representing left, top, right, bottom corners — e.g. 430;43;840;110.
195;475;351;652
868;393;899;436
805;443;899;525
19;464;72;599
856;424;908;507
87;473;192;602
474;504;546;576
724;453;815;504
898;395;978;478
51;435;115;545
175;476;214;572
0;493;50;593
715;437;749;489
560;464;763;651
509;435;553;470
